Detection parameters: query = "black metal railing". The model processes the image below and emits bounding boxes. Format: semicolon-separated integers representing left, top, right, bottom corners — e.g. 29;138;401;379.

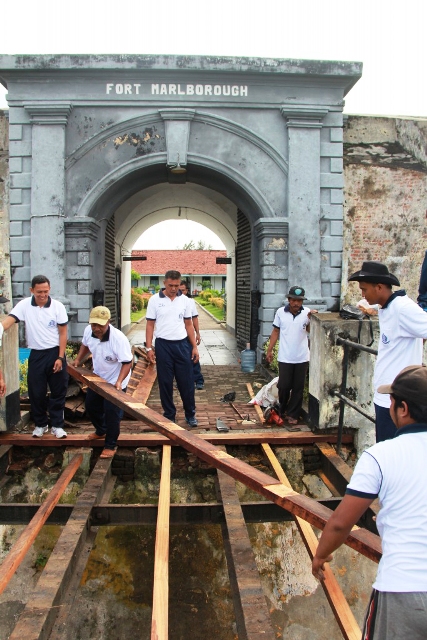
334;337;377;452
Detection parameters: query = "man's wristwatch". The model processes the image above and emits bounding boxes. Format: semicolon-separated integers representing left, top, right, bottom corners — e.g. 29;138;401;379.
146;347;153;351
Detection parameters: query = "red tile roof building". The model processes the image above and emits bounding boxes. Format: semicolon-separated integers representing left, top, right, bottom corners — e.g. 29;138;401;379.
131;250;227;292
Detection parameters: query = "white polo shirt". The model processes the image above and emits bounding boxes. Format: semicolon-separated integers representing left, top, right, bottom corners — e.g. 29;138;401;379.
374;292;427;408
146;290;192;340
10;296;68;350
272;305;311;363
82;324;133;388
187;297;198;318
346;424;427;592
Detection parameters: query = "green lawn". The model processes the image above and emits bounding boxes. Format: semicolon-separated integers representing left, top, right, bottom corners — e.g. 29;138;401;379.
194;297;225;322
131;308;147;323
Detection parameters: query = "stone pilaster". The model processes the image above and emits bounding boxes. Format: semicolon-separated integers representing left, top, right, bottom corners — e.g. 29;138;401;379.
281;105;328;304
24;102;73;303
254;217;289;342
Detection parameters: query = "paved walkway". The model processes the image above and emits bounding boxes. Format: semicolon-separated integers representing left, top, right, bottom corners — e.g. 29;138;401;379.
127;303;240;365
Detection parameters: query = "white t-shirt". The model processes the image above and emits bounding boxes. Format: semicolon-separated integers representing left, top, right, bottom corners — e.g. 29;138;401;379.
272;305;311;363
10;296;68;350
146;290;192;340
82;324;133;388
374;292;427;407
187;297;198;318
346;425;427;592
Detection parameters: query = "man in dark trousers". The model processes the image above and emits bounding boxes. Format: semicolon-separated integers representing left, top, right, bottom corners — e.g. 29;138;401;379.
266;286;315;425
312;365;427;640
1;275;68;438
348;260;427;442
73;306;133;458
179;281;204;390
145;270;199;427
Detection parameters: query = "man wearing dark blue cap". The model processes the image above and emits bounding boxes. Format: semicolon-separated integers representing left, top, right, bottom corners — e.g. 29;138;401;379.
266;286;315;426
348;260;427;442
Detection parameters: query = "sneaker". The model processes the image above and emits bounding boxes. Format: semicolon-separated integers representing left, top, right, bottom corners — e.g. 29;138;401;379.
32;426;48;438
51;427;67;439
195;383;204;390
185;417;198;428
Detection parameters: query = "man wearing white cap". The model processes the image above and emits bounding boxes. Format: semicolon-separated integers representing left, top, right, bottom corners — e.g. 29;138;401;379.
312;365;427;639
73;306;133;458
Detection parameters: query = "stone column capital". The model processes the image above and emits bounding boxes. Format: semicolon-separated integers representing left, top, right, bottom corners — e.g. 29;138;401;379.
24;102;73;125
65;218;101;242
280;104;328;129
254;217;288;241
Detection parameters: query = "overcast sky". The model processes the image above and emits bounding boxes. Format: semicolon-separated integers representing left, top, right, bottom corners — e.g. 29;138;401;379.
1;0;425;248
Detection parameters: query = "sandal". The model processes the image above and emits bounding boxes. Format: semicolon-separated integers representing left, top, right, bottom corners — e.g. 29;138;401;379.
287;416;298;425
100;448;116;459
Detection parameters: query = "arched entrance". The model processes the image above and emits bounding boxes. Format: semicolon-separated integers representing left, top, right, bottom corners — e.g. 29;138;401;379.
0;54;362;352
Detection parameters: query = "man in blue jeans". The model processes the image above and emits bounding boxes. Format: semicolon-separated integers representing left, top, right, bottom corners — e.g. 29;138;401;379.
73;306;133;458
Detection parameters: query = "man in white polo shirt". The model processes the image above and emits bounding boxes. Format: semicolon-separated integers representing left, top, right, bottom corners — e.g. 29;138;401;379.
312;365;427;639
266;286;315;426
349;260;427;442
73;306;133;458
145;270;199;427
179;281;204;390
1;275;68;438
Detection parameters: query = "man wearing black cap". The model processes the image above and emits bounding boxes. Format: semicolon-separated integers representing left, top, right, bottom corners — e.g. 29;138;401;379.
348;261;427;442
266;286;315;425
312;365;427;639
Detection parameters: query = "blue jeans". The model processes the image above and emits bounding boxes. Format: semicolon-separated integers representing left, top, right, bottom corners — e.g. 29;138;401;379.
85;387;124;449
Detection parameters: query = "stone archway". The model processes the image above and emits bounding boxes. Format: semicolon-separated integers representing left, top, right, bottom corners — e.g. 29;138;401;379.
0;54;361;350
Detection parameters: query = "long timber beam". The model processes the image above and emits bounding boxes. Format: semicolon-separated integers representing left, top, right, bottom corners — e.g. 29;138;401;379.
64;365;381;563
8;457;113;640
0;498;343;526
0;432;353;447
0;453;83;597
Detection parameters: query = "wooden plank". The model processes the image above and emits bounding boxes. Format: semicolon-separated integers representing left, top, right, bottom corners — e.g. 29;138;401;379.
65;365;381;562
262;443;361;640
48;473;118;640
0;453;83;597
8;456;113;640
131;363;157;404
0;498;343;526
151;446;171;640
217;449;275;640
0;431;354;447
316;443;380;518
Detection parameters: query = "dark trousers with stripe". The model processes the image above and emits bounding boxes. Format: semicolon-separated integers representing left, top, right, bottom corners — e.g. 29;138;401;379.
27;346;68;429
85;388;124;450
278;361;309;419
155;337;196;422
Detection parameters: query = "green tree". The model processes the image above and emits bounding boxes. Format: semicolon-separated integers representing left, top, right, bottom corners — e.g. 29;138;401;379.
181;240;212;250
131;268;140;281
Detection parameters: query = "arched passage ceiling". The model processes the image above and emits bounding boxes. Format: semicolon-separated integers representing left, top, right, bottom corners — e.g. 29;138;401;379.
115;183;238;255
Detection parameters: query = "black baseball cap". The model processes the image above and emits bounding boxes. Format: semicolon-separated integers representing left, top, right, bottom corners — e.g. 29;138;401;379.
287;286;306;300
